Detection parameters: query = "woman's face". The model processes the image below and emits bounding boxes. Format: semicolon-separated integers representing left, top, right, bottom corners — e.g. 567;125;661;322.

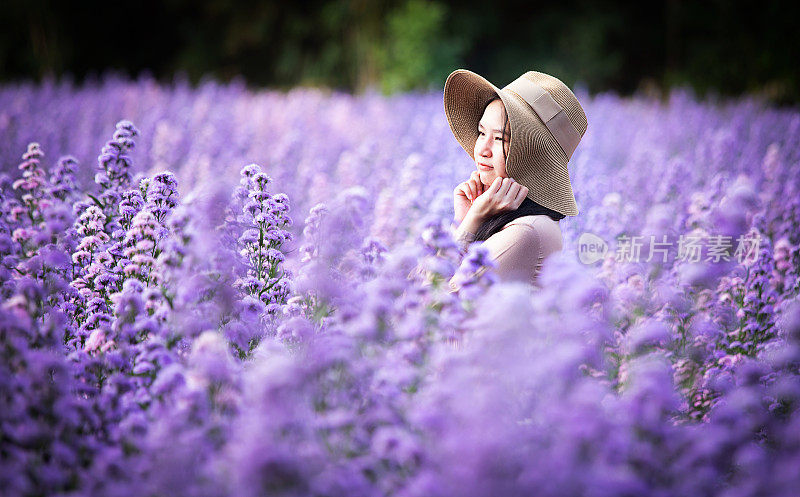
473;98;510;186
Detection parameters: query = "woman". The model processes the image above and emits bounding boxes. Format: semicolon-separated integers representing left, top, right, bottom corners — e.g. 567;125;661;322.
443;69;588;289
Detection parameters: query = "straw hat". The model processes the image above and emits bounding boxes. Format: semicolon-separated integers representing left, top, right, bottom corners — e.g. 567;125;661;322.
443;69;587;216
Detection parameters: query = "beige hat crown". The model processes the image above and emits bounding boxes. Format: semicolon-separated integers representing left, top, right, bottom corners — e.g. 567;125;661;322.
443;69;587;216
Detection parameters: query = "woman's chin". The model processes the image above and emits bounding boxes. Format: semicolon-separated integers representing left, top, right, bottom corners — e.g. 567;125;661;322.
478;170;495;185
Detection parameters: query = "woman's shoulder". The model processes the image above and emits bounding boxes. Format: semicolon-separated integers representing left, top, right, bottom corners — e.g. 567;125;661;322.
500;215;563;250
503;214;560;230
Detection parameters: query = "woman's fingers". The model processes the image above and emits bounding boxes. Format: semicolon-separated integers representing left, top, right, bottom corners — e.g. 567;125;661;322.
502;182;520;209
510;187;525;208
467;179;481;200
497;177;513;197
467;176;530;215
471;171;486;194
473;178;487;197
456;182;471;201
487;176;503;195
512;184;528;208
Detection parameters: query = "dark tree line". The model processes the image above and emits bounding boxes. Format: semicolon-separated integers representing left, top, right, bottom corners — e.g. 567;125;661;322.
1;0;798;104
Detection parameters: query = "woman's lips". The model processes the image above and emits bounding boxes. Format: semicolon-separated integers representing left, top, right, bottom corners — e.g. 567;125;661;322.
478;163;493;171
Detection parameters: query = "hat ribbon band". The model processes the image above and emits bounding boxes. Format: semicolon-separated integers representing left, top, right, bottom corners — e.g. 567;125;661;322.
505;80;581;160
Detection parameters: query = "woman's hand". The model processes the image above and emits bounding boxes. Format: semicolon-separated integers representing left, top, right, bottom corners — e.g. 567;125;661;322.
453;171;486;224
468;176;528;220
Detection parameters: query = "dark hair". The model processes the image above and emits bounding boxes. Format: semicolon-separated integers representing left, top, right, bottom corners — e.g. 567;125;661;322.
473;96;565;242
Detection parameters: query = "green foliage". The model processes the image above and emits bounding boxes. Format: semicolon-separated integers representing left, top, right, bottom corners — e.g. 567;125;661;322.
375;0;465;94
1;0;798;103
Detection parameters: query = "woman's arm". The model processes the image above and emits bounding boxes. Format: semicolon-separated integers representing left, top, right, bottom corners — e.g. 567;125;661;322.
480;223;542;283
449;222;545;291
453;208;482;254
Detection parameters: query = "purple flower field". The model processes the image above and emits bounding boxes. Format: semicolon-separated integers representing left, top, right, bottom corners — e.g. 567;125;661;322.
2;75;800;496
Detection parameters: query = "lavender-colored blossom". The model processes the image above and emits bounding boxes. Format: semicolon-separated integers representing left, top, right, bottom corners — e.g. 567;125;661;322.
449;243;498;301
146;171;178;225
48;155;79;201
1;80;800;497
98;120;138;188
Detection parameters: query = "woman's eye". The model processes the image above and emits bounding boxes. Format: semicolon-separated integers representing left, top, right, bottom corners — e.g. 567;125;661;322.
495;137;503;141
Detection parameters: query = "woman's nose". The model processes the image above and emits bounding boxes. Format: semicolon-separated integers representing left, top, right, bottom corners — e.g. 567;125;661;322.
478;135;491;157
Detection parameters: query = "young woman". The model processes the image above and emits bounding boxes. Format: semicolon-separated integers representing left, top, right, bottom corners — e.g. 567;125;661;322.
443;69;588;289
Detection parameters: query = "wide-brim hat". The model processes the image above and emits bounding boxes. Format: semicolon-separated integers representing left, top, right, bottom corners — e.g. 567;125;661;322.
443;69;587;216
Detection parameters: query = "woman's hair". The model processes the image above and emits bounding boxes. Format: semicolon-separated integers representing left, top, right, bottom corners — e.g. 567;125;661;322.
473;96;566;242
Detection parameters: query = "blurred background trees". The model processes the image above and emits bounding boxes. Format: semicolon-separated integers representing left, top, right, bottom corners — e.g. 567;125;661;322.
1;0;798;104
